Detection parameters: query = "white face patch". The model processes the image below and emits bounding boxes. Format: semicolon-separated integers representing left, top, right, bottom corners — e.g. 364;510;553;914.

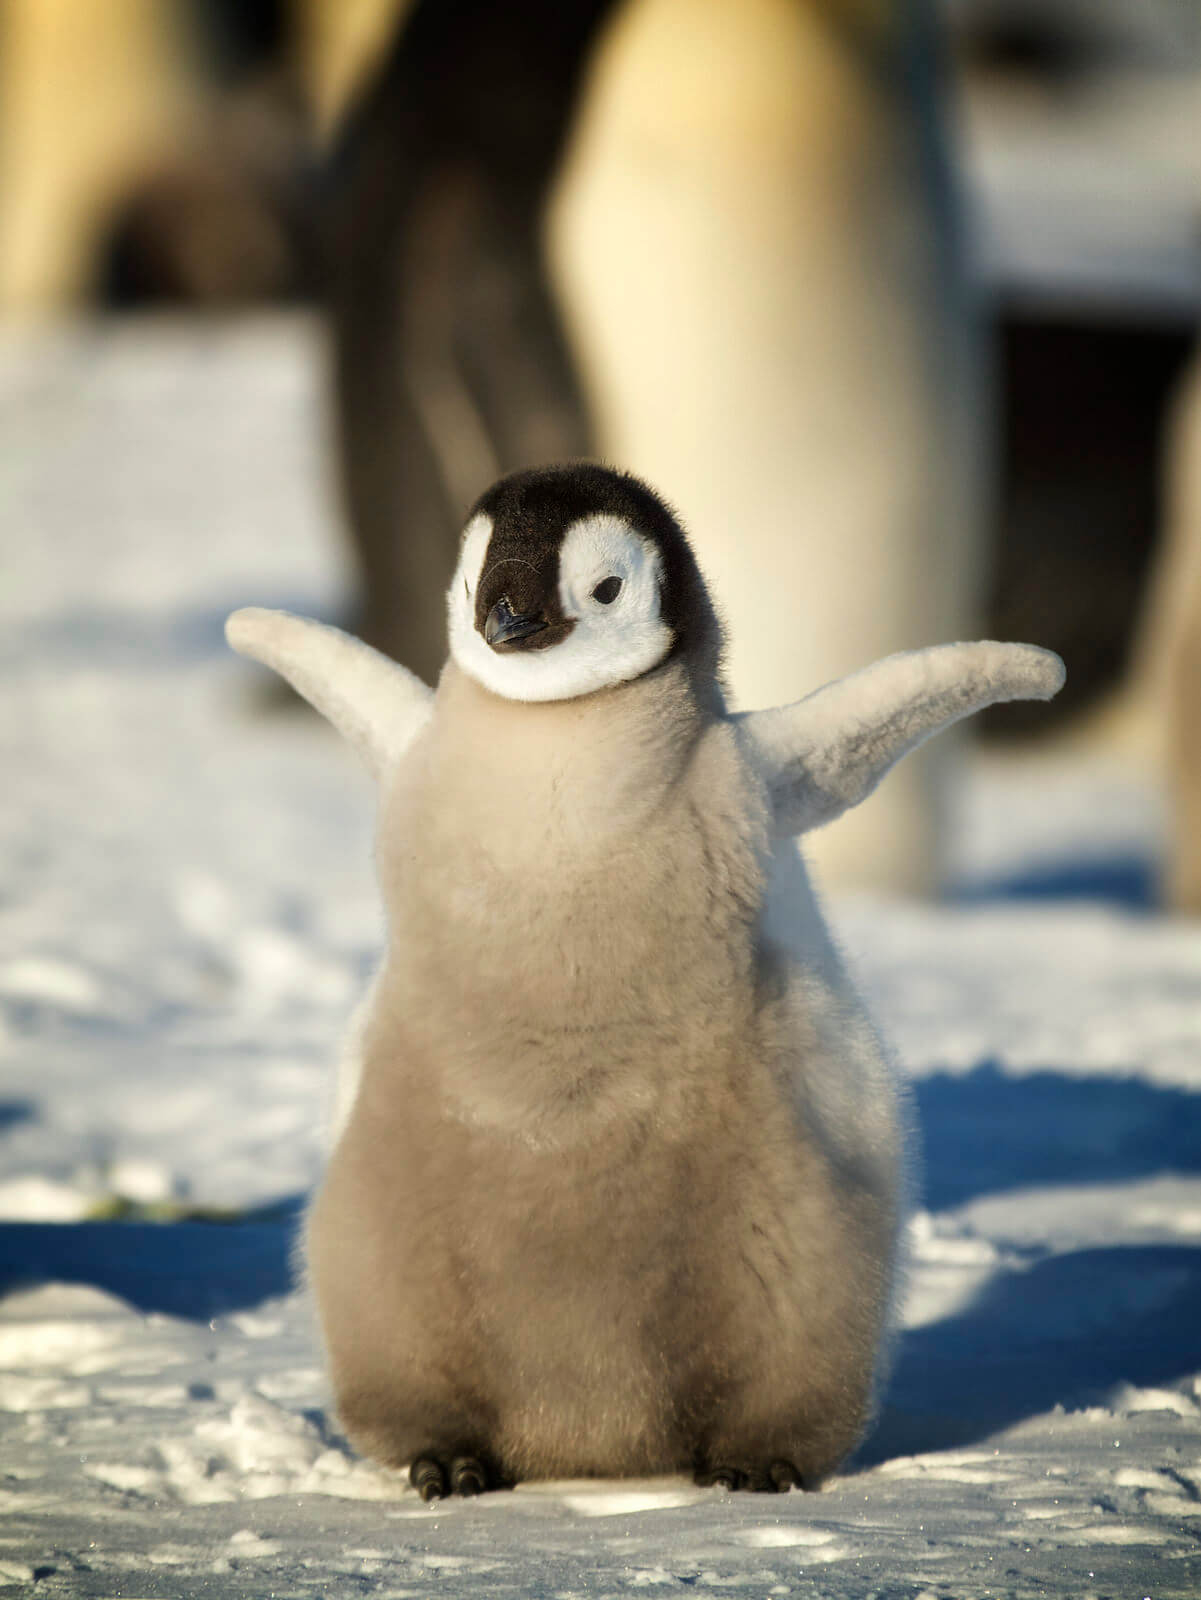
447;514;672;702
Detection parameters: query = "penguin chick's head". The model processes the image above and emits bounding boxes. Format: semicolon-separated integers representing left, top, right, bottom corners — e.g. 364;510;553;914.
447;464;718;702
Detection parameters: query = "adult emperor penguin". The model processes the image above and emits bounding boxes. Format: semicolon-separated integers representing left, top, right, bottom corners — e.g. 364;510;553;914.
227;462;1063;1499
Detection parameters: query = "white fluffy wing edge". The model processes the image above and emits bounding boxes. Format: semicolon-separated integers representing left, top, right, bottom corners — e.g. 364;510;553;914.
226;607;434;778
734;641;1065;836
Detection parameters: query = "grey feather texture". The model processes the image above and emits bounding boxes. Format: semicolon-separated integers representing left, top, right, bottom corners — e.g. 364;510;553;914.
735;641;1066;836
226;608;434;777
225;467;1064;1498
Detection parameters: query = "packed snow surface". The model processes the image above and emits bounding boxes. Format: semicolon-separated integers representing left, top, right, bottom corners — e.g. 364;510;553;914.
2;319;1199;1597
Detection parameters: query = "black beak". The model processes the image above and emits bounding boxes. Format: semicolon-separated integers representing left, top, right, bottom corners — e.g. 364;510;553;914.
484;596;549;649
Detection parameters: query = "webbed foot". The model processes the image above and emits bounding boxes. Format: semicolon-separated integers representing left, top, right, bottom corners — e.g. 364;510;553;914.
410;1451;507;1501
695;1458;804;1493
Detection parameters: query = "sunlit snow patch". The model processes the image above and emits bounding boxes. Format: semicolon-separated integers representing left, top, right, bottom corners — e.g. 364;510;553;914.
737;1526;848;1560
515;1478;709;1516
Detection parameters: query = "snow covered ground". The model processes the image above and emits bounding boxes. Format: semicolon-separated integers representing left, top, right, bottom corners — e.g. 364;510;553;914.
2;317;1200;1597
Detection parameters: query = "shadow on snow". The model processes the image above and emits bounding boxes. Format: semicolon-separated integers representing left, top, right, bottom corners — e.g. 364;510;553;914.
862;1241;1201;1463
0;1100;35;1135
914;1062;1201;1211
1;1071;1199;1465
950;852;1158;911
0;1199;305;1319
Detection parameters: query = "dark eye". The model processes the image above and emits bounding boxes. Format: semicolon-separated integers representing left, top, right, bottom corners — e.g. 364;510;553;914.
592;576;623;605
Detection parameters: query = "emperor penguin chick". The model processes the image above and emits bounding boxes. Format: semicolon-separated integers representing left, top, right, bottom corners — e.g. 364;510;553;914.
227;463;1064;1500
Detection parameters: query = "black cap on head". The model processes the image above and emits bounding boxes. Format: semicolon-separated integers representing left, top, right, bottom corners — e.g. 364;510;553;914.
466;463;721;676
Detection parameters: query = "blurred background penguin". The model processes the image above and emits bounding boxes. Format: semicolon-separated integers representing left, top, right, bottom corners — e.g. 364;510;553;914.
2;0;1199;901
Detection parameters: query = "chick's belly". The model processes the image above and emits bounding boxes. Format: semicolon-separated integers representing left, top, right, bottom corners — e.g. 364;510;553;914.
477;1235;691;1474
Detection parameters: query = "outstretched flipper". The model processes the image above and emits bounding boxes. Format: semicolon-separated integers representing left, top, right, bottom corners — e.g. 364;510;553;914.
735;641;1065;837
226;608;434;778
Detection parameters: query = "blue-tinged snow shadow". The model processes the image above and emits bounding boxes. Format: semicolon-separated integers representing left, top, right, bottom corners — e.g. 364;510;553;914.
0;1196;306;1318
950;852;1157;911
0;1100;34;1135
861;1063;1201;1460
861;1242;1201;1463
1;596;334;675
914;1063;1201;1211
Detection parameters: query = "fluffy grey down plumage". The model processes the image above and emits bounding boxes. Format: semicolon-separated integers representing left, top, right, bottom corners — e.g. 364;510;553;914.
226;463;1064;1498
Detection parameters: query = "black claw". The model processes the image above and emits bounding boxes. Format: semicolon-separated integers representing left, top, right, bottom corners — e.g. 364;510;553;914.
695;1459;805;1493
411;1456;447;1502
451;1456;487;1496
696;1465;743;1491
412;1450;509;1499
